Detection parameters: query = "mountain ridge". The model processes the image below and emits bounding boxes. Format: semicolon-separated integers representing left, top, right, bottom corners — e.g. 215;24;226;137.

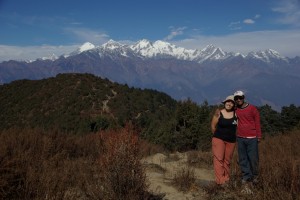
26;39;295;63
1;39;300;109
0;73;177;133
67;39;293;63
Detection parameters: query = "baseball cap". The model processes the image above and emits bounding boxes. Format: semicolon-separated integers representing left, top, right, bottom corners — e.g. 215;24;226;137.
233;90;245;97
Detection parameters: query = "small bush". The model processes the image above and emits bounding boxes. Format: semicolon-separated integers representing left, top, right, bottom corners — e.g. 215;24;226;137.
139;139;165;157
172;167;196;192
164;152;181;162
187;150;213;169
97;125;148;200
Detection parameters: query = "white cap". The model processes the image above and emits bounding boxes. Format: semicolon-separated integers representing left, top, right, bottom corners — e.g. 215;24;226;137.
222;95;235;104
233;90;245;97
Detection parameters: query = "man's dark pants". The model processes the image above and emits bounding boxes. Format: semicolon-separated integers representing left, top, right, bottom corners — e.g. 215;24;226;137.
237;137;259;182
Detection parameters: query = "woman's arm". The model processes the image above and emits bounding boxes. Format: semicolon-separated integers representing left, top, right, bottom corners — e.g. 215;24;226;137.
211;109;220;134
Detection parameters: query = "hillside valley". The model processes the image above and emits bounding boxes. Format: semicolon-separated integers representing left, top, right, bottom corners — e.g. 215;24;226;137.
1;73;214;151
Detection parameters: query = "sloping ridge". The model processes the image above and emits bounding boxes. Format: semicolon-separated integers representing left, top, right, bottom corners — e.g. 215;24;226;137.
0;73;177;133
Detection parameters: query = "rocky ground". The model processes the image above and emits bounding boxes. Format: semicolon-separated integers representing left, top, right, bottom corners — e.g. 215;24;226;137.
142;152;215;200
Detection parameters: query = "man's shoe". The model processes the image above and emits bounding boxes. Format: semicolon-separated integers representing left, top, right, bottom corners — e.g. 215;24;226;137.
241;181;253;194
252;177;259;185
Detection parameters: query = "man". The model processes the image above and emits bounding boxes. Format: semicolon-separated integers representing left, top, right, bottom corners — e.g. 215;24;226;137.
234;90;262;190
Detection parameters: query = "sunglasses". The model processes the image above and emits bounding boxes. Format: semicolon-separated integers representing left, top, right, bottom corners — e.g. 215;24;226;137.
234;96;244;100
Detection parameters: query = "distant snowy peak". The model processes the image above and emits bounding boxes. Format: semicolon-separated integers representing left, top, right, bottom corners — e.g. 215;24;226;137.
102;39;125;50
263;49;286;60
201;44;218;53
25;53;59;63
131;39;153;51
247;49;288;63
79;42;95;52
201;44;226;56
68;42;96;57
130;39;170;57
40;53;58;61
99;39;131;57
192;44;228;63
130;39;198;60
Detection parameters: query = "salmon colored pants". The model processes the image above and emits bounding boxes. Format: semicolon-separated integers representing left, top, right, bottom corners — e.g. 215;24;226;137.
212;137;236;184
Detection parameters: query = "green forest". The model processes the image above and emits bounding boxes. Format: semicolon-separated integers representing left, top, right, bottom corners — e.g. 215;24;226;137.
1;73;300;151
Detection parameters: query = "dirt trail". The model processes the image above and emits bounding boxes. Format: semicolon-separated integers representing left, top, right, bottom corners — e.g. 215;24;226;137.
142;152;215;200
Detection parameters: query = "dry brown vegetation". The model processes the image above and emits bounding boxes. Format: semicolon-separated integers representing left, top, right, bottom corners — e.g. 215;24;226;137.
186;150;213;169
0;127;299;200
98;127;147;200
0;125;159;200
172;167;196;192
257;131;300;199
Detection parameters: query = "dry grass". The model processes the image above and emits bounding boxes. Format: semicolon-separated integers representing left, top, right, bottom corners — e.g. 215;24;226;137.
97;126;148;200
1;127;299;200
256;132;300;200
164;153;181;162
186;150;213;169
0;126;154;200
172;167;196;192
139;139;165;158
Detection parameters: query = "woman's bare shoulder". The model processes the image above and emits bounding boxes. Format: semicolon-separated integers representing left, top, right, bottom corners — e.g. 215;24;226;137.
214;108;222;117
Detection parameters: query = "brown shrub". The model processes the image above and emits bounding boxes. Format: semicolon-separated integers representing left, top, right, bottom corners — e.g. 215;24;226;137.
0;125;151;200
172;167;196;192
139;139;165;157
97;125;148;200
0;128;103;199
187;150;213;169
257;131;300;199
164;152;181;162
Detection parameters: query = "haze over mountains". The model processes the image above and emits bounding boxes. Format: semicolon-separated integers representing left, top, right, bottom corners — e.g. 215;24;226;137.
1;39;300;110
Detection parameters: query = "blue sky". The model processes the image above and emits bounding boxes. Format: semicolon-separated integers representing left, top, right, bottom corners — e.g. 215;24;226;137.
1;0;300;61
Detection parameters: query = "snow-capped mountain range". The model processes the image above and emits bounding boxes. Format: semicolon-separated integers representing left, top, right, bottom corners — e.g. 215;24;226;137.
61;39;290;64
1;39;300;110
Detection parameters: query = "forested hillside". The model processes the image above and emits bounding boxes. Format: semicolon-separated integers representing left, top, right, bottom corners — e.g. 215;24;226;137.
0;73;175;132
1;73;300;151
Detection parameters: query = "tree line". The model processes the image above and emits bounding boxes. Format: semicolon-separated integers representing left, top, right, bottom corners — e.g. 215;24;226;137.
0;73;300;151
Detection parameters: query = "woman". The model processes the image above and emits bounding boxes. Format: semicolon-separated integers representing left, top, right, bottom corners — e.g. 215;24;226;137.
211;95;237;185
